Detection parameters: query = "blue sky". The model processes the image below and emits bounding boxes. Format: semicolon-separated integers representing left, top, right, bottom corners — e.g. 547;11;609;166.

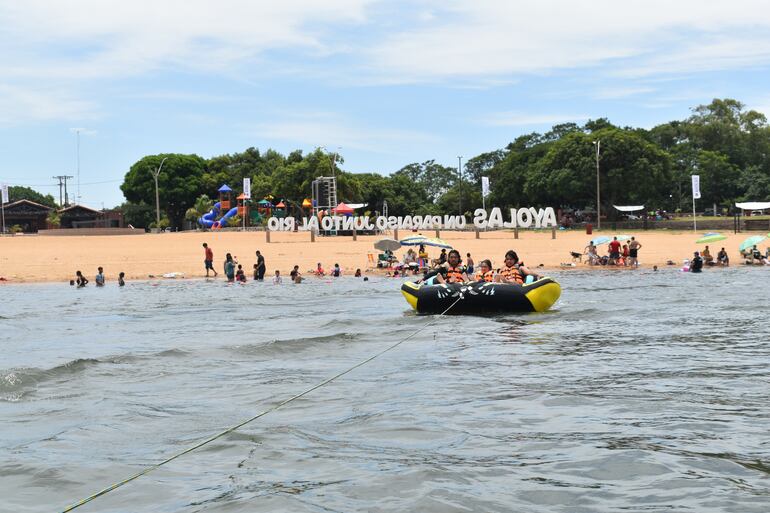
2;0;770;208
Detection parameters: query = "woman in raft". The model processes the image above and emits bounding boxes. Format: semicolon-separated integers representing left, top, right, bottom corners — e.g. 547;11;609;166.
494;250;539;284
434;249;470;284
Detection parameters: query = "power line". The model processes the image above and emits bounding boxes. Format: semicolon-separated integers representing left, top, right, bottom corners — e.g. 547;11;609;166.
52;175;74;206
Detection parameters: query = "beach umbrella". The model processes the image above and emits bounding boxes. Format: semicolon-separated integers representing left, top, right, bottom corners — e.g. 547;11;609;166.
374;238;401;252
401;236;452;249
739;234;767;252
590;236;611;245
696;233;727;244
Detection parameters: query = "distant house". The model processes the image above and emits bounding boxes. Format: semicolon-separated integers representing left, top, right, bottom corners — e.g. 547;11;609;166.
58;204;103;228
1;199;53;232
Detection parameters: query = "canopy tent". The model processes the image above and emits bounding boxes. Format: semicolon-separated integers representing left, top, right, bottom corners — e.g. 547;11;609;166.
613;205;645;212
735;202;770;210
346;203;367;209
257;199;273;206
275;201;286;208
333;202;355;215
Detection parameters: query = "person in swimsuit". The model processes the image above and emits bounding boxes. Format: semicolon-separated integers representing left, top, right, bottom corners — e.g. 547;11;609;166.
627;237;641;267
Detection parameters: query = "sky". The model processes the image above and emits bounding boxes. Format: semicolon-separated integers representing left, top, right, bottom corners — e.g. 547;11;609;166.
2;0;770;208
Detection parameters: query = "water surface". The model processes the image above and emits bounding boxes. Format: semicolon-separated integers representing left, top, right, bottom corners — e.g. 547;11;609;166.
2;269;769;512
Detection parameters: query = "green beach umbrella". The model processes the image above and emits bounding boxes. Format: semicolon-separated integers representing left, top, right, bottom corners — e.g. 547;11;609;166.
739;235;767;252
696;233;727;244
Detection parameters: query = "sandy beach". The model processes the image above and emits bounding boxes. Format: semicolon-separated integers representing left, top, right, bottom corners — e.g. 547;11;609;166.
0;229;760;284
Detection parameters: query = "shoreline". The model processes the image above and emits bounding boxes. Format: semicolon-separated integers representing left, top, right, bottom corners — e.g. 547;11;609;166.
0;229;762;285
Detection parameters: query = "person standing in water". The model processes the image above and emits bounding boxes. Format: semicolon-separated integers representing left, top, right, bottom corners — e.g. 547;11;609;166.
272;270;282;284
628;237;642;267
95;267;105;286
202;243;218;277
255;250;266;281
118;272;126;286
690;251;704;273
224;253;237;282
75;270;88;287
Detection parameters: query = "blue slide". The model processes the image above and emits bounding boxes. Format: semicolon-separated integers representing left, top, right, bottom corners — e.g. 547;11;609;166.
198;202;239;229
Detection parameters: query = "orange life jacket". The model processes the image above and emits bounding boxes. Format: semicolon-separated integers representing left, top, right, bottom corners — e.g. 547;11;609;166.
500;265;524;284
444;265;465;283
476;270;494;282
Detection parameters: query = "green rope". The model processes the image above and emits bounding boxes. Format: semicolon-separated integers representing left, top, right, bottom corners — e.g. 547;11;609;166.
62;296;463;512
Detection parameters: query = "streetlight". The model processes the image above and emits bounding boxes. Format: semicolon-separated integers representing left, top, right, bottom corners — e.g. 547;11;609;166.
457;156;463;215
593;140;601;230
152;157;168;231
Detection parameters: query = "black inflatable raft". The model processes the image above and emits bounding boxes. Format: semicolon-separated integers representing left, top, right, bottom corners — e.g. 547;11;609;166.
401;278;561;314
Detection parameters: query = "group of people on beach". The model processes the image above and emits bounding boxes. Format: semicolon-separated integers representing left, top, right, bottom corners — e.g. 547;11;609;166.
203;243;364;284
582;237;642;267
71;267;125;287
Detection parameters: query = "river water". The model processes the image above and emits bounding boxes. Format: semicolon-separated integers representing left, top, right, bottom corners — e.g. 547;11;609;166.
1;269;769;512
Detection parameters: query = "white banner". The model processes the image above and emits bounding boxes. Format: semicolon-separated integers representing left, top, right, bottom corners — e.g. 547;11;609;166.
481;176;490;198
242;177;251;199
1;183;8;204
691;175;701;199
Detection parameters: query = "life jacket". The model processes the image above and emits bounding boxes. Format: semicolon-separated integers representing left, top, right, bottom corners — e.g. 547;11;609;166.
500;265;524;284
444;265;465;283
476;270;494;282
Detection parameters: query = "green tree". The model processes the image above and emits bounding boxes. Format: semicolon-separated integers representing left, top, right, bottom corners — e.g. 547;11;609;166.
185;194;214;225
8;186;57;208
118;202;155;228
121;154;206;229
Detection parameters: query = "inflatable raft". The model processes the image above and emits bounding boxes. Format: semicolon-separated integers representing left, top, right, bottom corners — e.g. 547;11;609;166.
401;278;561;314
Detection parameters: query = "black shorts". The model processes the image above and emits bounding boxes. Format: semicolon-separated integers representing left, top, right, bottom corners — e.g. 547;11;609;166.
204;260;214;269
629;249;638;258
610;251;620;259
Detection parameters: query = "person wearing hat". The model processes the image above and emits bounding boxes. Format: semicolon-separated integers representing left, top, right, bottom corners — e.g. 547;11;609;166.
690;251;703;273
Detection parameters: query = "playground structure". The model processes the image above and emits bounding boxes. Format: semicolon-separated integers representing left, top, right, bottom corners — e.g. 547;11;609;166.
199;185;239;229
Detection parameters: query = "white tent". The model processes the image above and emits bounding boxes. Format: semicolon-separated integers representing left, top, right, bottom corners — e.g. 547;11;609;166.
735;202;770;210
346;203;368;209
613;205;645;212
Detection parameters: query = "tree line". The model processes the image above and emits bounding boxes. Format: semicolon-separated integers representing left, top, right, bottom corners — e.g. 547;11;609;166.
8;98;769;229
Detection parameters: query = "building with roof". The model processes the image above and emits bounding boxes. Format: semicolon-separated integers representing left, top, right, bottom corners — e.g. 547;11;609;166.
1;199;54;233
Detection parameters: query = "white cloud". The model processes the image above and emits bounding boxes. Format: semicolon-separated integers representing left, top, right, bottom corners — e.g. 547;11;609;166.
365;0;770;82
244;112;438;153
0;85;98;125
481;112;589;127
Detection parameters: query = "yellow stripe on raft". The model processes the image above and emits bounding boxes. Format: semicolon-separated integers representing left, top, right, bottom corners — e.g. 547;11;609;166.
401;281;419;310
525;281;562;312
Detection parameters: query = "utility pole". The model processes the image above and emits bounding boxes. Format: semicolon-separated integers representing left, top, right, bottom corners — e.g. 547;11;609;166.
457;156;463;215
152;157;168;231
53;175;74;207
593;140;601;230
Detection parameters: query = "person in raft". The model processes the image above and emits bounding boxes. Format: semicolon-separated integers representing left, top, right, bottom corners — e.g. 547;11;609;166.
475;259;494;282
495;250;538;284
434;249;470;284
